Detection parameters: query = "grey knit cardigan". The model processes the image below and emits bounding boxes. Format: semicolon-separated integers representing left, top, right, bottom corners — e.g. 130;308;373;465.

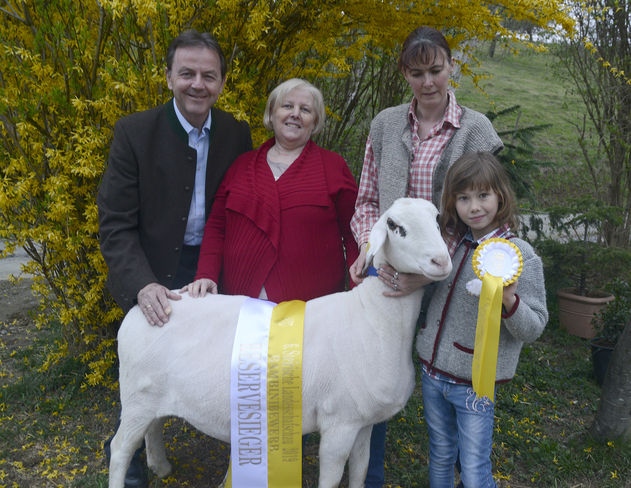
369;103;503;212
416;237;548;383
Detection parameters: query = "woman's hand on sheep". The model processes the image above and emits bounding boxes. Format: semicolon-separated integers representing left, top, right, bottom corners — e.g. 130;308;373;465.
349;243;369;284
179;278;218;298
137;282;182;327
378;264;433;297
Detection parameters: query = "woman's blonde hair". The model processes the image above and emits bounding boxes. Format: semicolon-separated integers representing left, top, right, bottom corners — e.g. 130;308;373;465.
439;151;518;239
263;78;326;136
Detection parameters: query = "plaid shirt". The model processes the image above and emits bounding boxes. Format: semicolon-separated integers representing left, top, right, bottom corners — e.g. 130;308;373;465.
423;224;515;384
445;223;513;257
351;91;462;246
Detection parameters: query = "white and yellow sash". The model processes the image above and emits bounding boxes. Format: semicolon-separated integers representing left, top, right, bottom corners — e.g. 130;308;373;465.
226;297;305;487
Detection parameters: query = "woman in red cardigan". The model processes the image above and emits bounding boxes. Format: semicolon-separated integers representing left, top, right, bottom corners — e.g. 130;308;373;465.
181;78;358;301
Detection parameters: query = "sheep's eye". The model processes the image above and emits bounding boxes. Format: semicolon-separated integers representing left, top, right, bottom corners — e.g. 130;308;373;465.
387;218;407;237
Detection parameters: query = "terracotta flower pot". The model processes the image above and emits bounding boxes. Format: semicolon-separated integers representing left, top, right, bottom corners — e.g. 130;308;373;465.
557;288;614;339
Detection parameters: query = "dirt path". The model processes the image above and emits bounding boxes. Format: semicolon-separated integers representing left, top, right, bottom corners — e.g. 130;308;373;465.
0;242;38;324
0;244;37;324
0;279;38;323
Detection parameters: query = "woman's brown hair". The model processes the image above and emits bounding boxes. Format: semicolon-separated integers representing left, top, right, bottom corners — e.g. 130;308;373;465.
439;151;518;240
398;26;452;73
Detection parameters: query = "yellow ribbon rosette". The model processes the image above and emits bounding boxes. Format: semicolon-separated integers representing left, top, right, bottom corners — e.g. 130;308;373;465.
471;238;523;402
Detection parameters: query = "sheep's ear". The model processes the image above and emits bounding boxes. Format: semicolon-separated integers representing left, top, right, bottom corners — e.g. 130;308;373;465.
363;213;388;274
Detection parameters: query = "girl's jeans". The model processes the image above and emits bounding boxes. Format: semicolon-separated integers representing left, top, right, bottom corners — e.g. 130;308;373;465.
422;371;497;488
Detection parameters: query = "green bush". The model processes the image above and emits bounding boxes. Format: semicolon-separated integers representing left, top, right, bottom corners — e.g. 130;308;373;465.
535;238;631;326
595;279;631;345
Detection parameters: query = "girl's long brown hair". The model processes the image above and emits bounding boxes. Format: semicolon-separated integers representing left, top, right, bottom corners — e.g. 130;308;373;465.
439;151;518;240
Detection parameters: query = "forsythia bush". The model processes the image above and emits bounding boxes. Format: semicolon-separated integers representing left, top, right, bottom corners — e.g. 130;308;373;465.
0;0;573;388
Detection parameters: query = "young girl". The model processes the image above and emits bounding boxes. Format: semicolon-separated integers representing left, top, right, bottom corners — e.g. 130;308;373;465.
416;151;548;487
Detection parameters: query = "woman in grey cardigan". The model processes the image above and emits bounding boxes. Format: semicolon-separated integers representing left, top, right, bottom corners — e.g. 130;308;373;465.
348;26;503;488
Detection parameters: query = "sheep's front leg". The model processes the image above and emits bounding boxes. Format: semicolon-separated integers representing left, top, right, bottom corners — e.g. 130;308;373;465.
317;424;362;488
145;417;172;478
348;425;372;488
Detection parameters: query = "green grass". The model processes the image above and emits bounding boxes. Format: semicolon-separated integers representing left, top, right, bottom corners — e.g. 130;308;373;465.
455;44;596;206
455;45;586;166
0;317;117;487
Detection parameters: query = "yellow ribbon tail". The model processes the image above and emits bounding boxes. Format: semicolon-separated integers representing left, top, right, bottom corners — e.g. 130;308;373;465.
268;300;305;487
225;462;232;487
472;274;503;402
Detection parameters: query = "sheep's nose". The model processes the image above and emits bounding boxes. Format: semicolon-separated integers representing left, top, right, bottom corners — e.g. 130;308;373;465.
431;255;450;270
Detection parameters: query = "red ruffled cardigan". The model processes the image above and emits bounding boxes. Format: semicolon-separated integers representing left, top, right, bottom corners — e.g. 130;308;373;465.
195;138;359;302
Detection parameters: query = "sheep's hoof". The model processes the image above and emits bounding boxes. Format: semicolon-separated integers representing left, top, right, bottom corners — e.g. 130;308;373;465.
150;460;172;479
217;469;229;488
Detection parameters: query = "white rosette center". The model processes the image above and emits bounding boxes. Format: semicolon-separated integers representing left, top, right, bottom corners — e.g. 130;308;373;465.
473;238;523;285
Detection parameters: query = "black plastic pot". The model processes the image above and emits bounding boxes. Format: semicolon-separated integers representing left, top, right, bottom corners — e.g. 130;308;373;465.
590;339;615;386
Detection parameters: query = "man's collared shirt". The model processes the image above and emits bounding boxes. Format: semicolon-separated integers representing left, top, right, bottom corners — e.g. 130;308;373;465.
173;99;212;246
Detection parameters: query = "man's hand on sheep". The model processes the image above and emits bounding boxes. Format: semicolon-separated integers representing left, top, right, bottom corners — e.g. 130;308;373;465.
179;278;218;298
137;282;182;326
378;264;434;297
349;242;369;284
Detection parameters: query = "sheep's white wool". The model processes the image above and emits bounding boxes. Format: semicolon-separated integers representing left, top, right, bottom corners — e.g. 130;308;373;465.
107;198;452;488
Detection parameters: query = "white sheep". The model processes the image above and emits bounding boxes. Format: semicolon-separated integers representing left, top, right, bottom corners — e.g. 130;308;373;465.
108;197;452;488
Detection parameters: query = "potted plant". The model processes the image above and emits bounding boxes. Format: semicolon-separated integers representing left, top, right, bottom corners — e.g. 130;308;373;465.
591;279;631;385
554;246;614;339
537;197;621;338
